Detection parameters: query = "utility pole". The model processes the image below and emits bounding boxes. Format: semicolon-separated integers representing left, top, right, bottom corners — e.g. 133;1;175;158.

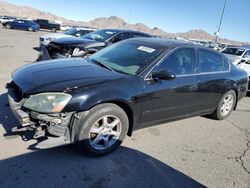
128;8;131;26
215;0;228;43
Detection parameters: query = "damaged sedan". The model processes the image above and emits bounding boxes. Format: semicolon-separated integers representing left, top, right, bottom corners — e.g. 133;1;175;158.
38;29;151;61
7;38;248;155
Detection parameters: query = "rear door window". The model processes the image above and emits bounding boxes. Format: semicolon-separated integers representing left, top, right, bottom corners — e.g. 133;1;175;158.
132;32;150;38
198;49;227;73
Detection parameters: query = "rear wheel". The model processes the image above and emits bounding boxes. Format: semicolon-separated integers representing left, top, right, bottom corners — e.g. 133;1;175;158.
6;24;11;29
77;103;129;156
51;27;56;32
211;90;236;120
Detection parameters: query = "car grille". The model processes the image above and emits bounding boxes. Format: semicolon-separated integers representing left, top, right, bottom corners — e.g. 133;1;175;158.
48;43;73;58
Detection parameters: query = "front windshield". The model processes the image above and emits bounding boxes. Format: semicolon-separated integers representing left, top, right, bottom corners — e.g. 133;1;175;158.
89;40;164;75
82;29;118;42
221;48;245;56
64;28;76;35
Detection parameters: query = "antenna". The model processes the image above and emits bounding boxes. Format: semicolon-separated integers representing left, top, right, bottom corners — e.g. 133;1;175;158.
215;0;228;43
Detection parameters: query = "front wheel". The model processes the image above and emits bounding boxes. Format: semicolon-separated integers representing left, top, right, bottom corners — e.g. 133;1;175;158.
28;27;33;32
77;103;129;156
211;90;236;120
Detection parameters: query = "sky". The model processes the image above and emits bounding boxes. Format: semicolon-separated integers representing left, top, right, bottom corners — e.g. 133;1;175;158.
3;0;250;42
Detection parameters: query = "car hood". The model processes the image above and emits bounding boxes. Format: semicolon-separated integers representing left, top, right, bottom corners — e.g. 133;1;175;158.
50;37;104;47
12;58;124;95
40;33;73;40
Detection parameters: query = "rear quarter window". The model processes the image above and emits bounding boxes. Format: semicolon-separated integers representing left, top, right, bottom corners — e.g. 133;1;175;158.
198;49;228;73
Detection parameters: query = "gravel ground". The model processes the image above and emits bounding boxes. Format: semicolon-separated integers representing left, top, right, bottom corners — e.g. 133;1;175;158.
0;27;249;188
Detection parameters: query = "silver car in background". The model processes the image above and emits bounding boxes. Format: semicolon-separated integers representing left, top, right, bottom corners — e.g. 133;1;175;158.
39;27;96;46
221;46;250;65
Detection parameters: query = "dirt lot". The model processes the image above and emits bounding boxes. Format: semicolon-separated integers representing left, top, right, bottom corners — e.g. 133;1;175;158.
0;27;249;188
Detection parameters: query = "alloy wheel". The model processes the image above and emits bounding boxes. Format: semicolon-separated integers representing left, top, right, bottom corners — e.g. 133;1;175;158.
220;94;234;116
89;115;122;150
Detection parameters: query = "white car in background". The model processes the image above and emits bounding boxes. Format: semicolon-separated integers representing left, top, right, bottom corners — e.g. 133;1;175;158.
0;16;16;23
221;47;250;65
60;25;71;31
237;58;250;91
39;27;96;46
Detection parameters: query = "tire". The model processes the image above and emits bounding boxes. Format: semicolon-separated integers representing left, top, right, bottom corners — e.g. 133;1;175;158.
211;90;236;120
77;103;129;156
6;24;11;29
28;27;33;32
51;28;56;32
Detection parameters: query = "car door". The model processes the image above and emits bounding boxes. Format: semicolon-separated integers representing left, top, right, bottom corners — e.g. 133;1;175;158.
10;20;18;28
195;48;231;112
140;47;199;124
22;20;29;30
39;20;47;29
16;20;25;30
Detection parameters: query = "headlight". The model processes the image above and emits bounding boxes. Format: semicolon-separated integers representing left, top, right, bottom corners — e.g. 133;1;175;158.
72;48;86;57
47;38;55;41
23;93;72;113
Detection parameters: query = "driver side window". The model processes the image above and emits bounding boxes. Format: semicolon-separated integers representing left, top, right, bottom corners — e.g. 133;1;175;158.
112;33;131;43
156;48;196;75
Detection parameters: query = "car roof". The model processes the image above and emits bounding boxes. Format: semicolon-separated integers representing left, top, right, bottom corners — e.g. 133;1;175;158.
99;28;150;35
224;46;250;50
76;27;96;31
128;37;199;49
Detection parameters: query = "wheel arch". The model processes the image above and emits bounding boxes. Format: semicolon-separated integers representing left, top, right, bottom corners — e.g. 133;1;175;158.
101;100;134;136
71;99;135;143
232;88;239;110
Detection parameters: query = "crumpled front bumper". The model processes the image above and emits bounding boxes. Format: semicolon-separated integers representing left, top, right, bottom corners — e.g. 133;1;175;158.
38;46;69;61
8;87;31;127
7;87;73;138
38;46;52;61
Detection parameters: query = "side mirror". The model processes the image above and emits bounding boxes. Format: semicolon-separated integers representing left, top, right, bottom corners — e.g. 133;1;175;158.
241;59;246;63
75;33;80;37
152;70;176;80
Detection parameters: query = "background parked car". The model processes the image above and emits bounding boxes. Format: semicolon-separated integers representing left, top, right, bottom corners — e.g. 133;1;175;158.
35;19;60;32
0;16;16;23
39;29;152;60
221;46;250;65
237;58;250;91
39;27;96;46
3;19;39;32
60;25;71;31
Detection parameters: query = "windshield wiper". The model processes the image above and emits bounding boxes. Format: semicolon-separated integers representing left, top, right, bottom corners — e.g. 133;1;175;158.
89;58;114;72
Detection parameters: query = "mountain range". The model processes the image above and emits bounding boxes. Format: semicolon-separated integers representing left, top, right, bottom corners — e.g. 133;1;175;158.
0;1;248;45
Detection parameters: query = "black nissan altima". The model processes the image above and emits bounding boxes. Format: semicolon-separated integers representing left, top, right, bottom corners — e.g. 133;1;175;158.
7;38;248;155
